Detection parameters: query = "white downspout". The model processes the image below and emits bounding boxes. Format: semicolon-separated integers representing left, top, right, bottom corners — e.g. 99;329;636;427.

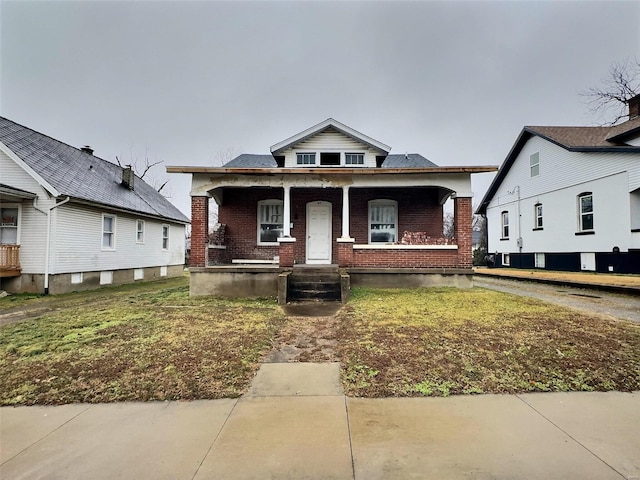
44;196;71;295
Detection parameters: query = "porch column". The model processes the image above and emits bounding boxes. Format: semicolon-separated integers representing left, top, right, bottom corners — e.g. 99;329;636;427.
283;185;291;237
340;185;352;240
190;195;209;268
454;195;473;268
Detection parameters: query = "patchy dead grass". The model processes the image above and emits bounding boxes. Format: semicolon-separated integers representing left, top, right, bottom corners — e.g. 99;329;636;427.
337;287;640;397
0;277;285;405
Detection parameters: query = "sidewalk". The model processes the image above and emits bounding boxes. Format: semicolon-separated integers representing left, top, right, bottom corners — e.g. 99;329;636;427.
474;267;640;294
2;363;639;480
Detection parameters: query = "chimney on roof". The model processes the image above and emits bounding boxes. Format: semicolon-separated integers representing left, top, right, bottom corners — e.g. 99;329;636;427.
122;165;135;190
81;145;94;155
628;94;640;120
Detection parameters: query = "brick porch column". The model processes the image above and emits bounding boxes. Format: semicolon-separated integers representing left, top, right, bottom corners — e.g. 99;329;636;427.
190;196;209;268
454;196;472;268
278;237;296;267
337;238;355;267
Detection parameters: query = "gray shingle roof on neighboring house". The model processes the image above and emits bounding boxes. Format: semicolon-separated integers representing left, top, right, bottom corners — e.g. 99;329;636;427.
222;153;438;168
382;154;438;168
223;154;278;168
0;117;189;224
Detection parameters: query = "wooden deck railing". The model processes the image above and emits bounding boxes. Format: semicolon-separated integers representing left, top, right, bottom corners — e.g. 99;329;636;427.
0;244;21;277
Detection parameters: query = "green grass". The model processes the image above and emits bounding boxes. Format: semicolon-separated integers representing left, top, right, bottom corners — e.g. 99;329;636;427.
337;287;640;397
0;277;285;405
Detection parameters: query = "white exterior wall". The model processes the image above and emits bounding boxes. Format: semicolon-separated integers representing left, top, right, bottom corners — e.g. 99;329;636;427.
52;203;185;274
486;136;640;255
1;150;53;274
283;131;379;167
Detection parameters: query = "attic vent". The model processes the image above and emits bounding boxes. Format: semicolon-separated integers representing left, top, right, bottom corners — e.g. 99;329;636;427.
81;145;94;155
122;165;135;190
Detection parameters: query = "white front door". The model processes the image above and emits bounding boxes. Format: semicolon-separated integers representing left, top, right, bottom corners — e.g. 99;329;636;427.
306;201;332;264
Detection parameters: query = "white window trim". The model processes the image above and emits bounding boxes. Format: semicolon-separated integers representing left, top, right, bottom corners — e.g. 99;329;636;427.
534;252;545;269
102;214;116;251
578;193;594;232
296;152;316;166
0;203;21;245
530;152;540;177
162;224;170;250
502;253;510;266
368;199;398;244
501;211;509;239
136;219;145;244
345;152;366;166
257;199;284;246
534;204;543;229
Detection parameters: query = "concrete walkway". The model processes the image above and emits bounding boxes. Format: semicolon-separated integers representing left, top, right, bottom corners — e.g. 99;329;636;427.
2;363;639;480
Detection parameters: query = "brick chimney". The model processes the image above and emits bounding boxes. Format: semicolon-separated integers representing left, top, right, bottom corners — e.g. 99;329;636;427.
629;94;640;119
81;145;94;155
122;165;135;190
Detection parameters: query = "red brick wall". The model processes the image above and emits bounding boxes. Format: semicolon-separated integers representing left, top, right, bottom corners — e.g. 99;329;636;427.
191;196;209;267
218;186;446;265
454;197;473;268
351;248;459;268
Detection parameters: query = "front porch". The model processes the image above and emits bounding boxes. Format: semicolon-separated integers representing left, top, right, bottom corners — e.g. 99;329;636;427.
0;244;21;278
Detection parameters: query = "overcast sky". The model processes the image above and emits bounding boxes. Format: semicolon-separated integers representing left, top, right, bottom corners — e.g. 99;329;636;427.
2;1;638;217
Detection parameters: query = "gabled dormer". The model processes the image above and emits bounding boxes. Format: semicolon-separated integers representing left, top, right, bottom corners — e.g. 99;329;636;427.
270;118;391;168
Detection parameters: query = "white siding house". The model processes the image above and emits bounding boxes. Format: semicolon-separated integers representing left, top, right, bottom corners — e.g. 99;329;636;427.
477;95;640;273
0;117;189;294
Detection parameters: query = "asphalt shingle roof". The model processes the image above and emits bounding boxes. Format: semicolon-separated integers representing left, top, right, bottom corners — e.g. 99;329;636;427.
0;117;188;223
222;153;438;168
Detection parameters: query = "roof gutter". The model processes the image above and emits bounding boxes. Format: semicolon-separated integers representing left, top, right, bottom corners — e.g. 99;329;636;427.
44;196;71;295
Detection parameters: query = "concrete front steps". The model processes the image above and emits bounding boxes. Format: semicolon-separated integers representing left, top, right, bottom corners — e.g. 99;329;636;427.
280;265;349;303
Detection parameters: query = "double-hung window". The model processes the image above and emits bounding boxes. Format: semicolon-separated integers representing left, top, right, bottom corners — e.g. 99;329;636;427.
258;200;283;244
136;220;145;243
296;153;316;165
345;153;364;165
578;193;594;232
162;224;170;250
102;214;115;250
369;200;397;243
501;211;509;239
534;204;543;229
0;206;19;244
530;152;540;177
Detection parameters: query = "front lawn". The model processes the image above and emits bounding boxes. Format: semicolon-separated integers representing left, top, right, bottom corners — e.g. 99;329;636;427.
337;287;640;397
0;277;285;405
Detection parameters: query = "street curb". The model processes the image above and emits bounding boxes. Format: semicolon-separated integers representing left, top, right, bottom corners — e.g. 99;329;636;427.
475;271;640;296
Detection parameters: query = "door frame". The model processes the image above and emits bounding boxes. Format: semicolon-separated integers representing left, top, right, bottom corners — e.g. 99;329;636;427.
305;201;332;264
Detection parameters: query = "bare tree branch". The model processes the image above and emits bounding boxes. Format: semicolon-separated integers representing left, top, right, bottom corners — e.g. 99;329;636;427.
580;58;640;125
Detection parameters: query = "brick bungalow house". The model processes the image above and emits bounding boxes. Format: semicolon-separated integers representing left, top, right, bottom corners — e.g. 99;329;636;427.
168;119;496;301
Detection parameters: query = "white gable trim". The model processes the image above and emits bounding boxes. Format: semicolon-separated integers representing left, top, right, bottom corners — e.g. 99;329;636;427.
270;118;391;154
0;141;60;197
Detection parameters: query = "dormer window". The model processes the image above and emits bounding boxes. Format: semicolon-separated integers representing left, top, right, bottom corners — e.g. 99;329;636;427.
345;153;364;165
297;153;316;165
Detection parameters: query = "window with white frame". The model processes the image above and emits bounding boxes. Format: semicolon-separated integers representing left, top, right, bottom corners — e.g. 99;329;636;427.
530;152;540;177
296;153;316;165
578;193;594;231
102;214;115;250
71;272;83;284
501;211;509;239
162;224;170;250
0;206;19;244
257;200;283;244
502;253;510;266
345;153;364;165
369;200;397;243
136;220;145;243
535;252;545;268
534;203;543;229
